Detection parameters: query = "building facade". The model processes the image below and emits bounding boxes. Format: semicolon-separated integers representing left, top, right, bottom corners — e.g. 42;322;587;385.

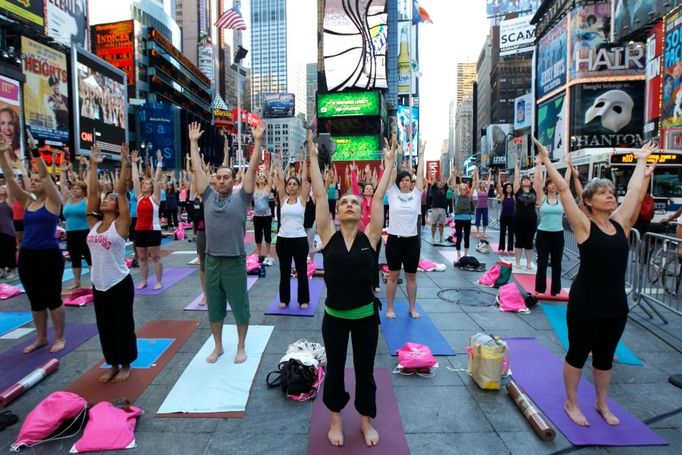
456;62;477;104
476;32;493;154
455;96;474;170
265;115;307;161
250;0;287;112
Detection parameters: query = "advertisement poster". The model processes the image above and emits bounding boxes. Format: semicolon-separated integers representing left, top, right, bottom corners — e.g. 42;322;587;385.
537;15;568;99
661;6;682;130
487;124;512;168
570;81;645;150
92;21;136;92
570;1;645;80
75;48;127;156
323;0;387;91
262;93;295;118
397;105;419;154
317;91;381;118
645;23;663;140
332;135;380;161
46;0;88;48
499;15;535;56
537;93;567;161
514;93;533;130
486;0;538;17
0;75;24;162
612;0;676;43
0;0;44;27
426;160;440;181
139;102;175;168
21;37;70;145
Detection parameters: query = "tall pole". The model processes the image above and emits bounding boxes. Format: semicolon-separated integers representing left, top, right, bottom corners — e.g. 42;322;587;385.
237;63;241;170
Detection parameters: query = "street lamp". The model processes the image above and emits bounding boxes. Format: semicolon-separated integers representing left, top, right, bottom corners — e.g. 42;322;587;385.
234;45;248;170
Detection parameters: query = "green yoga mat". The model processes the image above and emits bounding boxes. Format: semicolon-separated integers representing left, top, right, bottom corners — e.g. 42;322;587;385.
541;303;643;366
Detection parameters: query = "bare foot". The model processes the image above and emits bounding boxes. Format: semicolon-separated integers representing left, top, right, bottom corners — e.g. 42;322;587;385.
49;338;66;353
385;309;397;319
360;422;380;447
153;282;163;290
279;302;288;309
199;294;206;306
136;281;147;290
409;310;421;319
299;303;309;309
207;347;224;363
328;413;344;447
234;348;247;364
22;339;48;354
112;366;132;383
596;404;620;426
564;401;589;426
99;366;119;383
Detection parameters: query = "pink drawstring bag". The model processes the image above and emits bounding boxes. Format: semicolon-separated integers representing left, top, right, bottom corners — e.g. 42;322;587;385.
179;221;192;229
12;391;87;451
478;264;501;287
0;283;23;299
380;264;389;273
70;402;143;453
173;227;185;240
246;254;260;274
64;288;94;307
124;258;134;268
306;261;315;278
397;342;437;370
418;259;436;271
496;283;530;314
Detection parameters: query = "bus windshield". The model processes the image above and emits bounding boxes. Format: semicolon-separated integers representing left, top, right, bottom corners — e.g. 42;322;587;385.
653;168;682;198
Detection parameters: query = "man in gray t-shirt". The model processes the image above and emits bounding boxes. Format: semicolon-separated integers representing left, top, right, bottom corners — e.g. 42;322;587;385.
189;119;266;364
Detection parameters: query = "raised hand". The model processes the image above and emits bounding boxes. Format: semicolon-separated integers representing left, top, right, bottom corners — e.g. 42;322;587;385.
156;149;163;162
307;129;318;158
532;137;549;161
90;142;102;164
634;141;657;162
188;122;204;142
131;149;140;163
120;143;129;164
25;128;36;151
384;137;396;162
252;119;266;140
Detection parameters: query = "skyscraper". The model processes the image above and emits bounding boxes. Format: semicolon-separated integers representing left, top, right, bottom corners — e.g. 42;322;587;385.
250;0;287;112
456;62;477;104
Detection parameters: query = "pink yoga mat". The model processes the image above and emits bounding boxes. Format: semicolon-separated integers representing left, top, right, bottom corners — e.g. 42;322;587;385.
244;233;255;243
183;276;258;311
513;273;569;301
264;278;325;317
135;267;196;296
307;368;409;455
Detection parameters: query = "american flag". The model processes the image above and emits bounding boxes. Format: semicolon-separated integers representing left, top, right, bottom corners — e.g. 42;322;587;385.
215;7;247;30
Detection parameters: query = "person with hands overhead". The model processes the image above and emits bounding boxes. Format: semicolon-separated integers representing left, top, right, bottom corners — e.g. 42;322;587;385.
0;129;65;354
533;137;656;428
60;159;91;289
189;120;265;364
513;156;537;270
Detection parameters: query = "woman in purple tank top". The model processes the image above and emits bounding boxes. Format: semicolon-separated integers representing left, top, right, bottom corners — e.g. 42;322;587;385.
472;170;491;239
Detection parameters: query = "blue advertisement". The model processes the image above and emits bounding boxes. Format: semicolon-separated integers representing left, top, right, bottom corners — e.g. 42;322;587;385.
536;15;568;99
397;105;419;154
486;0;538;18
139;102;175;168
262;93;295;118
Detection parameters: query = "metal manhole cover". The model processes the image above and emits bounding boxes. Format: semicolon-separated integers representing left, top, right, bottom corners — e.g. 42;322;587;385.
437;288;495;306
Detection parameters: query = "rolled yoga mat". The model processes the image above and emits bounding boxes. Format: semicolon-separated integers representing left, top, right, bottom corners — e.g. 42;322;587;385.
184;276;259;311
307;368;409;455
513;273;569;301
65;320;199;405
0;312;33;337
0;323;99;392
540;303;642;366
504;337;665;447
135;267;196;296
264;277;325;317
157;324;274;417
380;301;455;356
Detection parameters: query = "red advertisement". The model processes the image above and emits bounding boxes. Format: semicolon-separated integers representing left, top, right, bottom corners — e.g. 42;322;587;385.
645;22;663;140
426;160;440;181
92;20;135;90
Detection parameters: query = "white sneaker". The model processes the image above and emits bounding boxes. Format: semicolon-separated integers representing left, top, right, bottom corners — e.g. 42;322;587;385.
264;257;275;266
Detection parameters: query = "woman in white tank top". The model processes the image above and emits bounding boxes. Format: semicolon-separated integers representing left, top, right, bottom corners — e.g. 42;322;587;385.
85;144;137;384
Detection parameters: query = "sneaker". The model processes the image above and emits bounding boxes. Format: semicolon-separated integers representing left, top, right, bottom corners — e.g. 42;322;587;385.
264;257;275;266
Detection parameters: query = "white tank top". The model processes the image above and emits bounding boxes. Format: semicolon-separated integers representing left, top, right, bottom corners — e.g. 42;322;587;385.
87;221;130;291
278;196;306;238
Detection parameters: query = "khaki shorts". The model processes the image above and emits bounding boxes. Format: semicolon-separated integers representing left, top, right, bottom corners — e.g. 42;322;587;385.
431;208;447;226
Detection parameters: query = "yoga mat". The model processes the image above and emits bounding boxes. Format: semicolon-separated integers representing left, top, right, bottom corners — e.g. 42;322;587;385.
0;323;98;392
65;320;199;405
307;368;409;455
187;256;200;265
161;237;173;246
264;278;325;317
0;327;35;340
171;250;198;255
438;249;459;264
380;301;455;356
0;312;33;337
102;338;174;369
514;273;569;302
540;304;642;366
15;267;90;292
157;324;274;416
504;338;665;447
244;233;255;243
183;276;259;311
135;267;196;296
314;254;324;270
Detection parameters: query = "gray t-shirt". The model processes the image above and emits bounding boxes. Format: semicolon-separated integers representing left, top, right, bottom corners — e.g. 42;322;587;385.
203;185;252;256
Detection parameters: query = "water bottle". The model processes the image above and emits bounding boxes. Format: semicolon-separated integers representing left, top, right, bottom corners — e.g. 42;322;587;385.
259;263;266;278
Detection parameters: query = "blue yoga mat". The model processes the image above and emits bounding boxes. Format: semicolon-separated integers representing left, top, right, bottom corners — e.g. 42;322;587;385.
0;312;33;337
380;301;455;356
541;303;643;366
102;338;175;369
14;265;90;292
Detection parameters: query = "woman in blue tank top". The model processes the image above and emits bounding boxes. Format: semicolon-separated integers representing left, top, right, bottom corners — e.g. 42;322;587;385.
0;131;65;354
60;163;92;289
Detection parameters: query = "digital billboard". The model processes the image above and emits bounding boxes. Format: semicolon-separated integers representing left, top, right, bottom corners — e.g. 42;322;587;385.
645;23;663;141
612;0;678;43
487;0;538;17
537;93;567;161
662;6;682;131
262;93;295;118
499;15;535;56
332;135;381;161
317;91;381;118
0;0;44;27
21;37;70;145
0;75;24;163
487;124;512;168
73;47;128;157
46;0;88;48
139;102;175;168
397;105;418;154
323;0;387;91
92;21;136;92
537;15;568;99
514;93;533;130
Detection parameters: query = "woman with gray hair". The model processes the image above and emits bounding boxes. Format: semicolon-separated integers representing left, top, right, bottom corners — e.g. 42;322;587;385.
532;137;655;428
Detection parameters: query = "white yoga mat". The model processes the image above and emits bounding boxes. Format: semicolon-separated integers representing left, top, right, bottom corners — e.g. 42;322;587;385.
157;325;274;414
171;251;198;255
0;327;35;340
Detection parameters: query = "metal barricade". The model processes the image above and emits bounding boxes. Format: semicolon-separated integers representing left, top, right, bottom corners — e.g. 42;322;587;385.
487;197;501;229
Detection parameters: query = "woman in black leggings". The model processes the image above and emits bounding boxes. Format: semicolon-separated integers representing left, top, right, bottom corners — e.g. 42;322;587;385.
534;137;656;427
513;157;537;270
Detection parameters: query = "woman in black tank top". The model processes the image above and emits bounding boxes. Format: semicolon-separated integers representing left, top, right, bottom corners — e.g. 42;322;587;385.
534;138;656;428
309;130;397;448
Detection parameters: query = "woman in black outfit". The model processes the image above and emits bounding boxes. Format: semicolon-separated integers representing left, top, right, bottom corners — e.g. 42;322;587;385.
513;158;537;270
310;130;396;448
533;138;655;427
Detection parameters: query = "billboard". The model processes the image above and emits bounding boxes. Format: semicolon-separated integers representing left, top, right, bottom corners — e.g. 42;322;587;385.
262;93;295;118
397;105;419;154
486;0;538;17
21;37;70;145
514;93;533;130
139;103;175;168
46;0;88;48
487;124;512;168
537;93;567;161
197;43;215;88
645;23;663;140
570;2;645;80
0;75;24;162
662;6;682;131
317;91;381;118
500;15;535;56
0;0;44;27
323;0;387;91
537;15;568;99
73;47;127;157
612;0;678;43
332;135;381;161
570;81;645;151
92;21;136;92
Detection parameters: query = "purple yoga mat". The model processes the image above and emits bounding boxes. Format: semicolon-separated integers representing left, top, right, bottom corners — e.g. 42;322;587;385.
505;338;667;447
314;254;324;270
183;276;258;311
0;323;98;392
307;368;409;455
264;277;324;317
135;267;196;296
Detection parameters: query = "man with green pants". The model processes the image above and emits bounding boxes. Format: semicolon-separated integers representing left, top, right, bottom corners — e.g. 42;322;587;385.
188;119;266;363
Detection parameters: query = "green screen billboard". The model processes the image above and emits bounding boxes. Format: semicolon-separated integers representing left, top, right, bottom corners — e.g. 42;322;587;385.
317;91;381;118
333;135;381;161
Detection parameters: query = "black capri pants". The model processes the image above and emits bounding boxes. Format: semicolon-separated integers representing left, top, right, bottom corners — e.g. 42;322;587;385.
18;248;65;311
93;274;138;366
565;311;627;371
275;236;309;305
66;229;92;268
253;215;273;244
385;234;420;273
0;233;17;269
514;216;537;249
454;219;472;251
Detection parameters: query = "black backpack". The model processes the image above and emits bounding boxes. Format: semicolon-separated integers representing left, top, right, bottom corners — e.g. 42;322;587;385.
266;359;317;396
456;256;485;272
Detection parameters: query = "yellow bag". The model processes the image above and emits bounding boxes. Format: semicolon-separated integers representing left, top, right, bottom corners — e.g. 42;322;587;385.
467;333;508;390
